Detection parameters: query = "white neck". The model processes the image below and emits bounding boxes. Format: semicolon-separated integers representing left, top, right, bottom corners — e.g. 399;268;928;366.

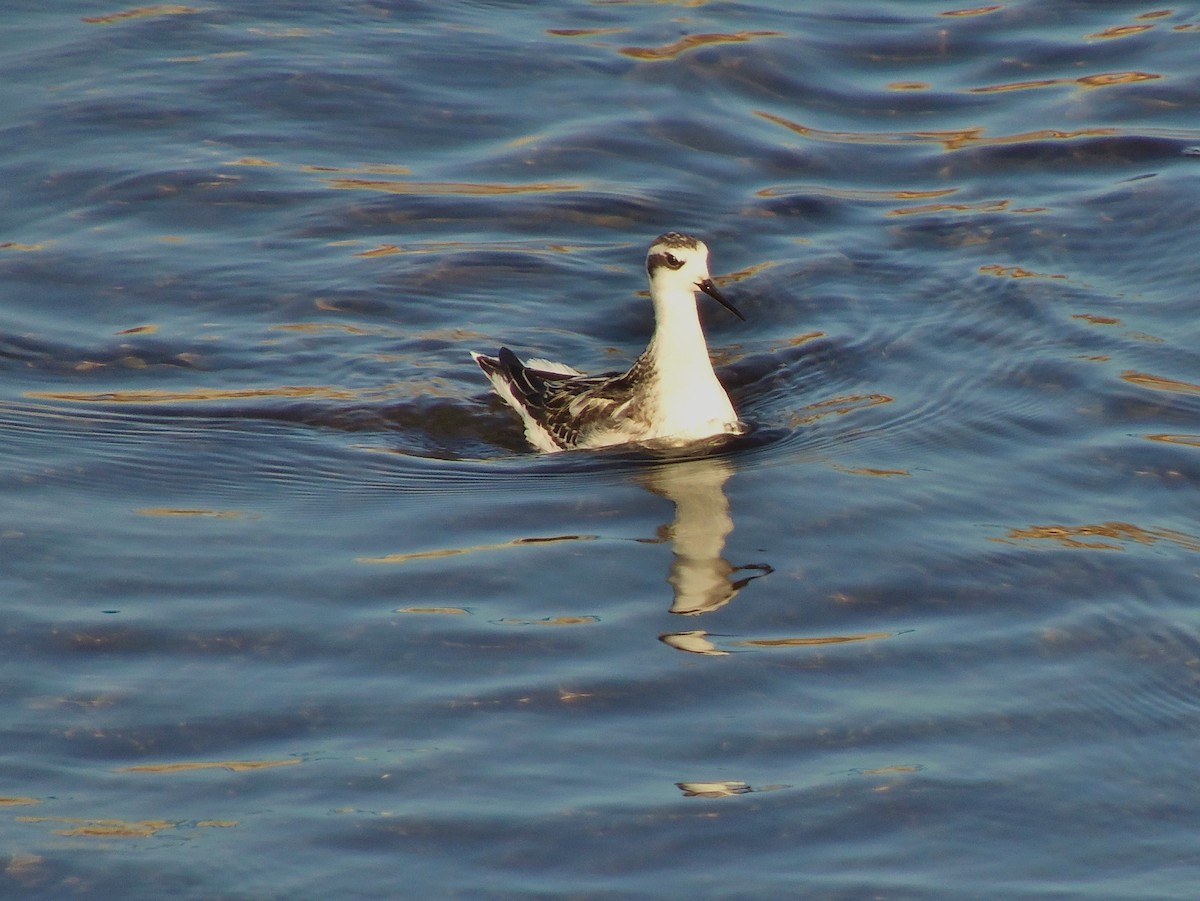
643;282;736;434
648;286;711;375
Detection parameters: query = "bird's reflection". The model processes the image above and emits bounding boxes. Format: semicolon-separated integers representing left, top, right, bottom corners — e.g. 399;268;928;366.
635;455;772;619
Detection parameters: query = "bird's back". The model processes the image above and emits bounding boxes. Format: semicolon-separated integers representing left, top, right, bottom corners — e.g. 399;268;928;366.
472;348;653;451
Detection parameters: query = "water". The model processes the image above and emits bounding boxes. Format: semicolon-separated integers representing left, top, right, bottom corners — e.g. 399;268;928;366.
3;2;1200;898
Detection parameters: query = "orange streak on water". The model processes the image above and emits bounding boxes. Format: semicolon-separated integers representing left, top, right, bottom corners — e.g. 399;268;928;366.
1121;371;1200;396
1146;434;1200;447
756;110;1124;152
981;264;1068;279
997;522;1200;552
731;632;895;647
120;759;301;773
26;385;387;404
359;535;598;565
619;31;782;61
325;178;582;195
939;5;1003;16
1087;25;1156;39
82;5;197;25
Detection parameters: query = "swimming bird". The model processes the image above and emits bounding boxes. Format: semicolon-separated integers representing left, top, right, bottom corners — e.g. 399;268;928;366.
471;232;745;453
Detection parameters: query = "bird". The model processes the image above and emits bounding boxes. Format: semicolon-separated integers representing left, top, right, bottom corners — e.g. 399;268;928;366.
471;232;745;453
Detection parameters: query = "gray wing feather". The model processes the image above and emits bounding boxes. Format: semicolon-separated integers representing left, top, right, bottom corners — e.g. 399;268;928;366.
483;347;649;449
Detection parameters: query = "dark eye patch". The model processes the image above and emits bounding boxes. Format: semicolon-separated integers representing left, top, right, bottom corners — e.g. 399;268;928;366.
646;250;686;275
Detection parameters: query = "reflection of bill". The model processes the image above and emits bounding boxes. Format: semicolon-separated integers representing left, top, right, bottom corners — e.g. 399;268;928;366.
659;630;728;656
675;780;789;798
637;456;771;617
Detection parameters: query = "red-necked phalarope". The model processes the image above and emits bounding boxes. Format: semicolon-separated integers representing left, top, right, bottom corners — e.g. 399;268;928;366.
471;232;745;453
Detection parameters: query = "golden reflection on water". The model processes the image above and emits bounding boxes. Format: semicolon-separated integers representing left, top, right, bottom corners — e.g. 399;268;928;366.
660;628;899;656
335;239;594;258
353;244;404;258
595;0;713;6
619;30;782;60
546;27;631;37
832;466;910;477
1146;434;1200;448
395;606;471;615
856;764;924;776
756;185;959;203
718;260;781;283
167;51;249;64
494;616;600;626
27;385;391;404
776;331;825;349
247;27;331;38
1121;371;1200;396
558;689;593;703
1087;25;1156;40
756;111;1124;153
17;816;235;838
269;321;378;335
970;71;1161;93
731;632;895;648
120;759;300;773
980;264;1067;280
325;178;582;196
18;817;175;837
135;507;253;519
82;5;197;25
228;158;412;176
789;393;892;427
890;198;1010;216
1123;331;1165;344
356;534;597;565
939;4;1003;15
997;522;1200;553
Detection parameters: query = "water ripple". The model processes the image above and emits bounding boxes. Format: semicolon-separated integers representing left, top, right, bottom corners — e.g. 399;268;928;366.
5;2;1200;897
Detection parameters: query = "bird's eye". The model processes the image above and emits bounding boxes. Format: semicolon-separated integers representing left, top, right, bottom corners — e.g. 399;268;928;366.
664;253;683;270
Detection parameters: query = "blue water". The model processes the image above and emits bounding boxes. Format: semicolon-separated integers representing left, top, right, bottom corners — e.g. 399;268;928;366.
3;2;1200;898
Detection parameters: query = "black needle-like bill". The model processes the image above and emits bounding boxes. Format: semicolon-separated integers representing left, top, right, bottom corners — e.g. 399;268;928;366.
697;278;745;321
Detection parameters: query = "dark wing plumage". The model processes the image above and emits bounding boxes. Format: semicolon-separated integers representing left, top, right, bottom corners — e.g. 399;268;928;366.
478;347;650;449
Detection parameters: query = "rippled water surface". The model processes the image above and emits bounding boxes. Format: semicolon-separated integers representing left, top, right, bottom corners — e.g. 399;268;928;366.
4;2;1200;898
